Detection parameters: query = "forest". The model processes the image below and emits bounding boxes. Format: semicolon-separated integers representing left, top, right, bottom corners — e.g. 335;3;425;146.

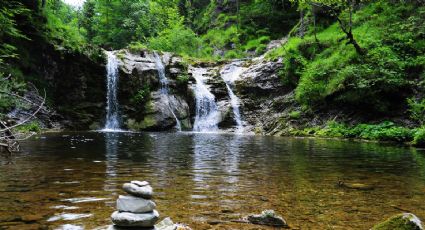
1;0;424;144
0;0;425;229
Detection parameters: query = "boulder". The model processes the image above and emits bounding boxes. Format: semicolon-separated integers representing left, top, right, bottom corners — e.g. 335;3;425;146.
247;210;288;227
111;210;159;227
371;213;423;230
117;195;156;213
123;182;153;199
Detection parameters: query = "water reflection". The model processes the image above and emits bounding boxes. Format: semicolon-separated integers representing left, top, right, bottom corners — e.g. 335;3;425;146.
0;133;424;229
103;132;119;193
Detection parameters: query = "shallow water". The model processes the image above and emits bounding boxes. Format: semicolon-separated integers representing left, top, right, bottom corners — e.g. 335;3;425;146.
0;132;425;230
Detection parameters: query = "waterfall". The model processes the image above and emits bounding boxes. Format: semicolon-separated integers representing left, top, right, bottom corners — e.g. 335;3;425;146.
220;63;246;133
153;52;182;131
192;68;220;132
103;51;121;131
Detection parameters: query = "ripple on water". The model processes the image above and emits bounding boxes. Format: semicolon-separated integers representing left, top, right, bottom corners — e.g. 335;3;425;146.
47;213;93;222
62;197;110;203
51;205;79;210
54;224;84;230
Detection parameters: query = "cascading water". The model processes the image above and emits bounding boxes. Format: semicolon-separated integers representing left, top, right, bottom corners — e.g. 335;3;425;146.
220;62;246;133
102;51;121;131
192;67;220;132
153;52;182;131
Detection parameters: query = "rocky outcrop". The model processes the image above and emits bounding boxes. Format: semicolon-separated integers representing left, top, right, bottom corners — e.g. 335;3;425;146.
112;49;192;131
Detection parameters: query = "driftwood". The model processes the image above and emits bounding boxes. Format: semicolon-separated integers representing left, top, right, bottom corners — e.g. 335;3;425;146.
0;88;46;155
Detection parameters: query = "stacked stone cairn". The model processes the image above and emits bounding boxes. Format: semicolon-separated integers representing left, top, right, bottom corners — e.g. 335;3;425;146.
110;181;159;229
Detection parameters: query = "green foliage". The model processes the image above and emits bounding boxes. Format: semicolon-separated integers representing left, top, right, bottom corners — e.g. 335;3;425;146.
270;2;424;113
0;1;29;64
176;74;190;85
131;85;151;105
16;121;41;133
413;127;425;147
407;98;425;125
148;18;203;57
244;36;270;54
43;0;87;51
128;42;148;53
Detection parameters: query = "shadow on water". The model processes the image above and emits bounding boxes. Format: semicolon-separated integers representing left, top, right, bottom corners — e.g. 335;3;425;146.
0;132;424;229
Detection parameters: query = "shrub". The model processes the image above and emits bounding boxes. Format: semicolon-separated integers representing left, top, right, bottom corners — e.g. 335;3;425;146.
176;74;189;85
16;121;41;133
128;42;147;53
413;128;425;147
131;86;150;104
407;98;425;124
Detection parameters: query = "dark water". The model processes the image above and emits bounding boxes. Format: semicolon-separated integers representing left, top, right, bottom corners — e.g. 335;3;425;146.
0;132;425;230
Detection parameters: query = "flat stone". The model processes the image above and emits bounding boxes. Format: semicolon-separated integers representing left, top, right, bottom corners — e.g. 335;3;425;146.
117;195;156;213
123;183;153;199
111;210;159;227
131;181;149;187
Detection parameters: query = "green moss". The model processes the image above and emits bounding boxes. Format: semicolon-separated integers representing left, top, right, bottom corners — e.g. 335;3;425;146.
372;213;422;230
291;121;415;143
289;111;301;120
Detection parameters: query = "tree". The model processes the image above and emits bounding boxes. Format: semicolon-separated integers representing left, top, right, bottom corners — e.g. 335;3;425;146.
291;0;366;54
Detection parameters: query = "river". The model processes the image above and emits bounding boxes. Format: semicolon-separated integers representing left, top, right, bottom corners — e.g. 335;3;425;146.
0;132;424;229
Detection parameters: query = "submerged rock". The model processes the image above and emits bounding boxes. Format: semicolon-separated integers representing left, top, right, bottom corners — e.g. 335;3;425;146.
155;217;193;230
371;213;423;230
338;181;374;191
117;195;156;213
123;181;153;199
247;210;288;227
111;210;159;227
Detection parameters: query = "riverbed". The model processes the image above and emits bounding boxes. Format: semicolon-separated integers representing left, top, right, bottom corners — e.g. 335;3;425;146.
0;131;424;229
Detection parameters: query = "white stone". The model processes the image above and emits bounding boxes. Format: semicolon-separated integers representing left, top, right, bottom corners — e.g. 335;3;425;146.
123;183;153;198
155;217;176;230
111;210;159;227
131;180;149;187
117;195;156;213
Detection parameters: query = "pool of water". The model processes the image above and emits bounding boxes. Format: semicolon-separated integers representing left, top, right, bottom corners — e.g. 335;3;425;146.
0;132;425;229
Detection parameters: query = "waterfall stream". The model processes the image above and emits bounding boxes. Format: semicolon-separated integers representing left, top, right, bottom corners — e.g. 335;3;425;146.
220;63;246;133
153;53;182;131
192;68;220;132
102;51;121;131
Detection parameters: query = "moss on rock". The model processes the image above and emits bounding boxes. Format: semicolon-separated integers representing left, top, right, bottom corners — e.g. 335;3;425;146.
372;213;423;230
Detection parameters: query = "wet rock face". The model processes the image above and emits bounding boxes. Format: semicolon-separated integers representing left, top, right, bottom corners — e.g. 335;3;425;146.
114;48;294;133
115;49;192;131
236;60;284;96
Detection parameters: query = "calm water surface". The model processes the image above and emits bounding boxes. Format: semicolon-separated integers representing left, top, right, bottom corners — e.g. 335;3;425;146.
0;132;425;230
